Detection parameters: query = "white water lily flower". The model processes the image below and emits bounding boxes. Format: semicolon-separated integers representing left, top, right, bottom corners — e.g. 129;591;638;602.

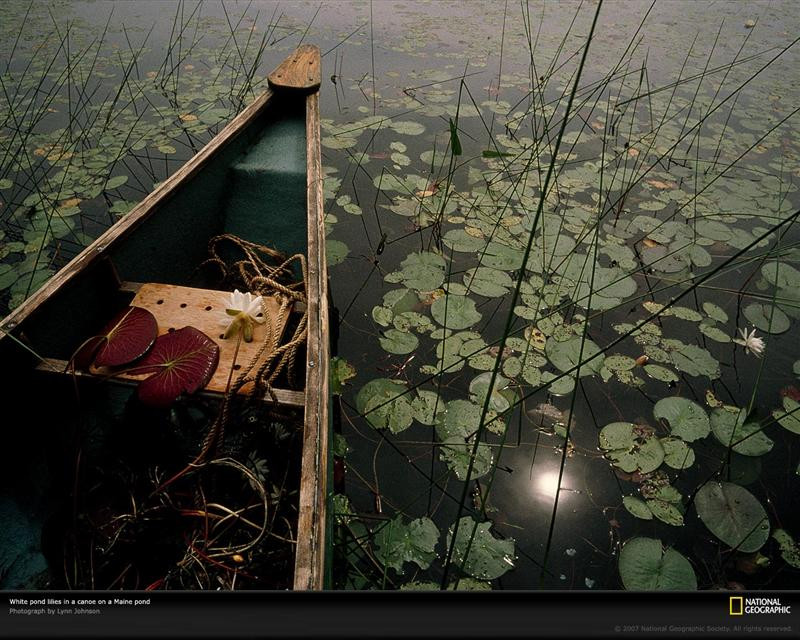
733;327;765;357
220;289;265;342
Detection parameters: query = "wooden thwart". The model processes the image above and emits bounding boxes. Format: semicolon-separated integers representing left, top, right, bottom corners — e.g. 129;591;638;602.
92;283;293;396
267;44;321;93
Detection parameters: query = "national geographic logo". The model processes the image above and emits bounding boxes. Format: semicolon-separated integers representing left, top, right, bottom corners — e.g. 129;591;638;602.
730;596;792;616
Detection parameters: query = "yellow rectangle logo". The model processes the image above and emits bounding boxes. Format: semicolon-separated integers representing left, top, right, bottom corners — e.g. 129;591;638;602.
730;596;744;616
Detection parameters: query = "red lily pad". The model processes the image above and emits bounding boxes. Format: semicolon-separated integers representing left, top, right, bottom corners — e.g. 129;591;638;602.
74;306;158;368
134;326;220;407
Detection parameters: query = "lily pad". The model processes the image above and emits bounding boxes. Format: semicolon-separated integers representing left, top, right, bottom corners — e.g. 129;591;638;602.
695;482;770;552
545;337;603;376
773;397;800;434
431;295;482;330
772;529;800;569
374;516;439;573
397;251;446;291
761;262;800;290
653;397;710;442
80;306;158;368
646;499;684;526
599;422;664;473
660;438;695;469
330;356;356;395
710;408;773;456
702;302;728;323
623;496;653;520
743;303;790;334
469;372;514;413
670;343;720;379
412;390;445;426
135;327;220;407
619;537;696;590
447;517;515;581
356;378;414;433
379;328;419;355
644;364;679;383
439;437;493;481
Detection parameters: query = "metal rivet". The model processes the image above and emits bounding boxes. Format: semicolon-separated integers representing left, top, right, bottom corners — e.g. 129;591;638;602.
308;360;315;368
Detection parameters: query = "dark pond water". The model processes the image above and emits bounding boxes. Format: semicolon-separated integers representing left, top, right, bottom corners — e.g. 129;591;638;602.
1;0;799;591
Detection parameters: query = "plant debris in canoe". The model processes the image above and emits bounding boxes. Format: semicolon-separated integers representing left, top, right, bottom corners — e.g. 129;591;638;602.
131;326;220;407
72;306;158;369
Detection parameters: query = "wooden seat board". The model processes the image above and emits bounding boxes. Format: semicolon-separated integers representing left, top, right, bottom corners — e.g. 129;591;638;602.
91;283;292;395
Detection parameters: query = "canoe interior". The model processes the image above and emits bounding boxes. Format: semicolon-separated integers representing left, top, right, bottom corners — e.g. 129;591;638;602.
13;94;308;361
0;88;325;590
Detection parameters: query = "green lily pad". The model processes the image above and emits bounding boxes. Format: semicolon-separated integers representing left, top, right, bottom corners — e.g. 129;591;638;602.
710;408;773;456
374;516;439;573
670;343;720;379
546;336;603;376
660;438;695;469
653;397;710;442
743;303;790;334
356;378;414;433
439;437;493;480
431;295;482;330
469;372;514;413
0;178;12;189
397;251;446;291
761;262;800;289
463;267;513;298
772;529;800;569
447;517;515;581
412;390;445;426
379;328;419;355
619;537;696;590
773;397;800;434
105;175;128;189
646;499;684;526
391;121;426;135
330;356;356;395
599;422;664;473
327;239;350;266
695;482;770;552
623;496;653;520
702;302;729;323
644;364;679;383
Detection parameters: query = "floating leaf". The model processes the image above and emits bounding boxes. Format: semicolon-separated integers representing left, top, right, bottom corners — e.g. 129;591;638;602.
431;294;482;329
773;397;800;434
0;178;12;189
327;239;349;266
660;438;695;469
469;372;514;413
397;251;446;291
623;496;653;520
644;364;679;383
379;328;419;355
84;306;158;368
545;337;603;376
619;537;696;590
670;343;720;379
772;529;800;568
710;407;773;456
646;499;684;526
439;437;493;480
702;302;728;323
391;121;426;136
105;175;128;190
330;356;356;395
374;516;439;573
761;262;800;290
447;517;515;581
695;482;770;552
412;390;445;425
743;303;790;334
356;378;414;434
599;422;664;473
135;327;219;407
653;397;710;442
699;322;731;343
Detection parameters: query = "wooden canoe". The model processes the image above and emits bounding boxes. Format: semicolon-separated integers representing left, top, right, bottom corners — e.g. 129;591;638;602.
0;45;330;590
